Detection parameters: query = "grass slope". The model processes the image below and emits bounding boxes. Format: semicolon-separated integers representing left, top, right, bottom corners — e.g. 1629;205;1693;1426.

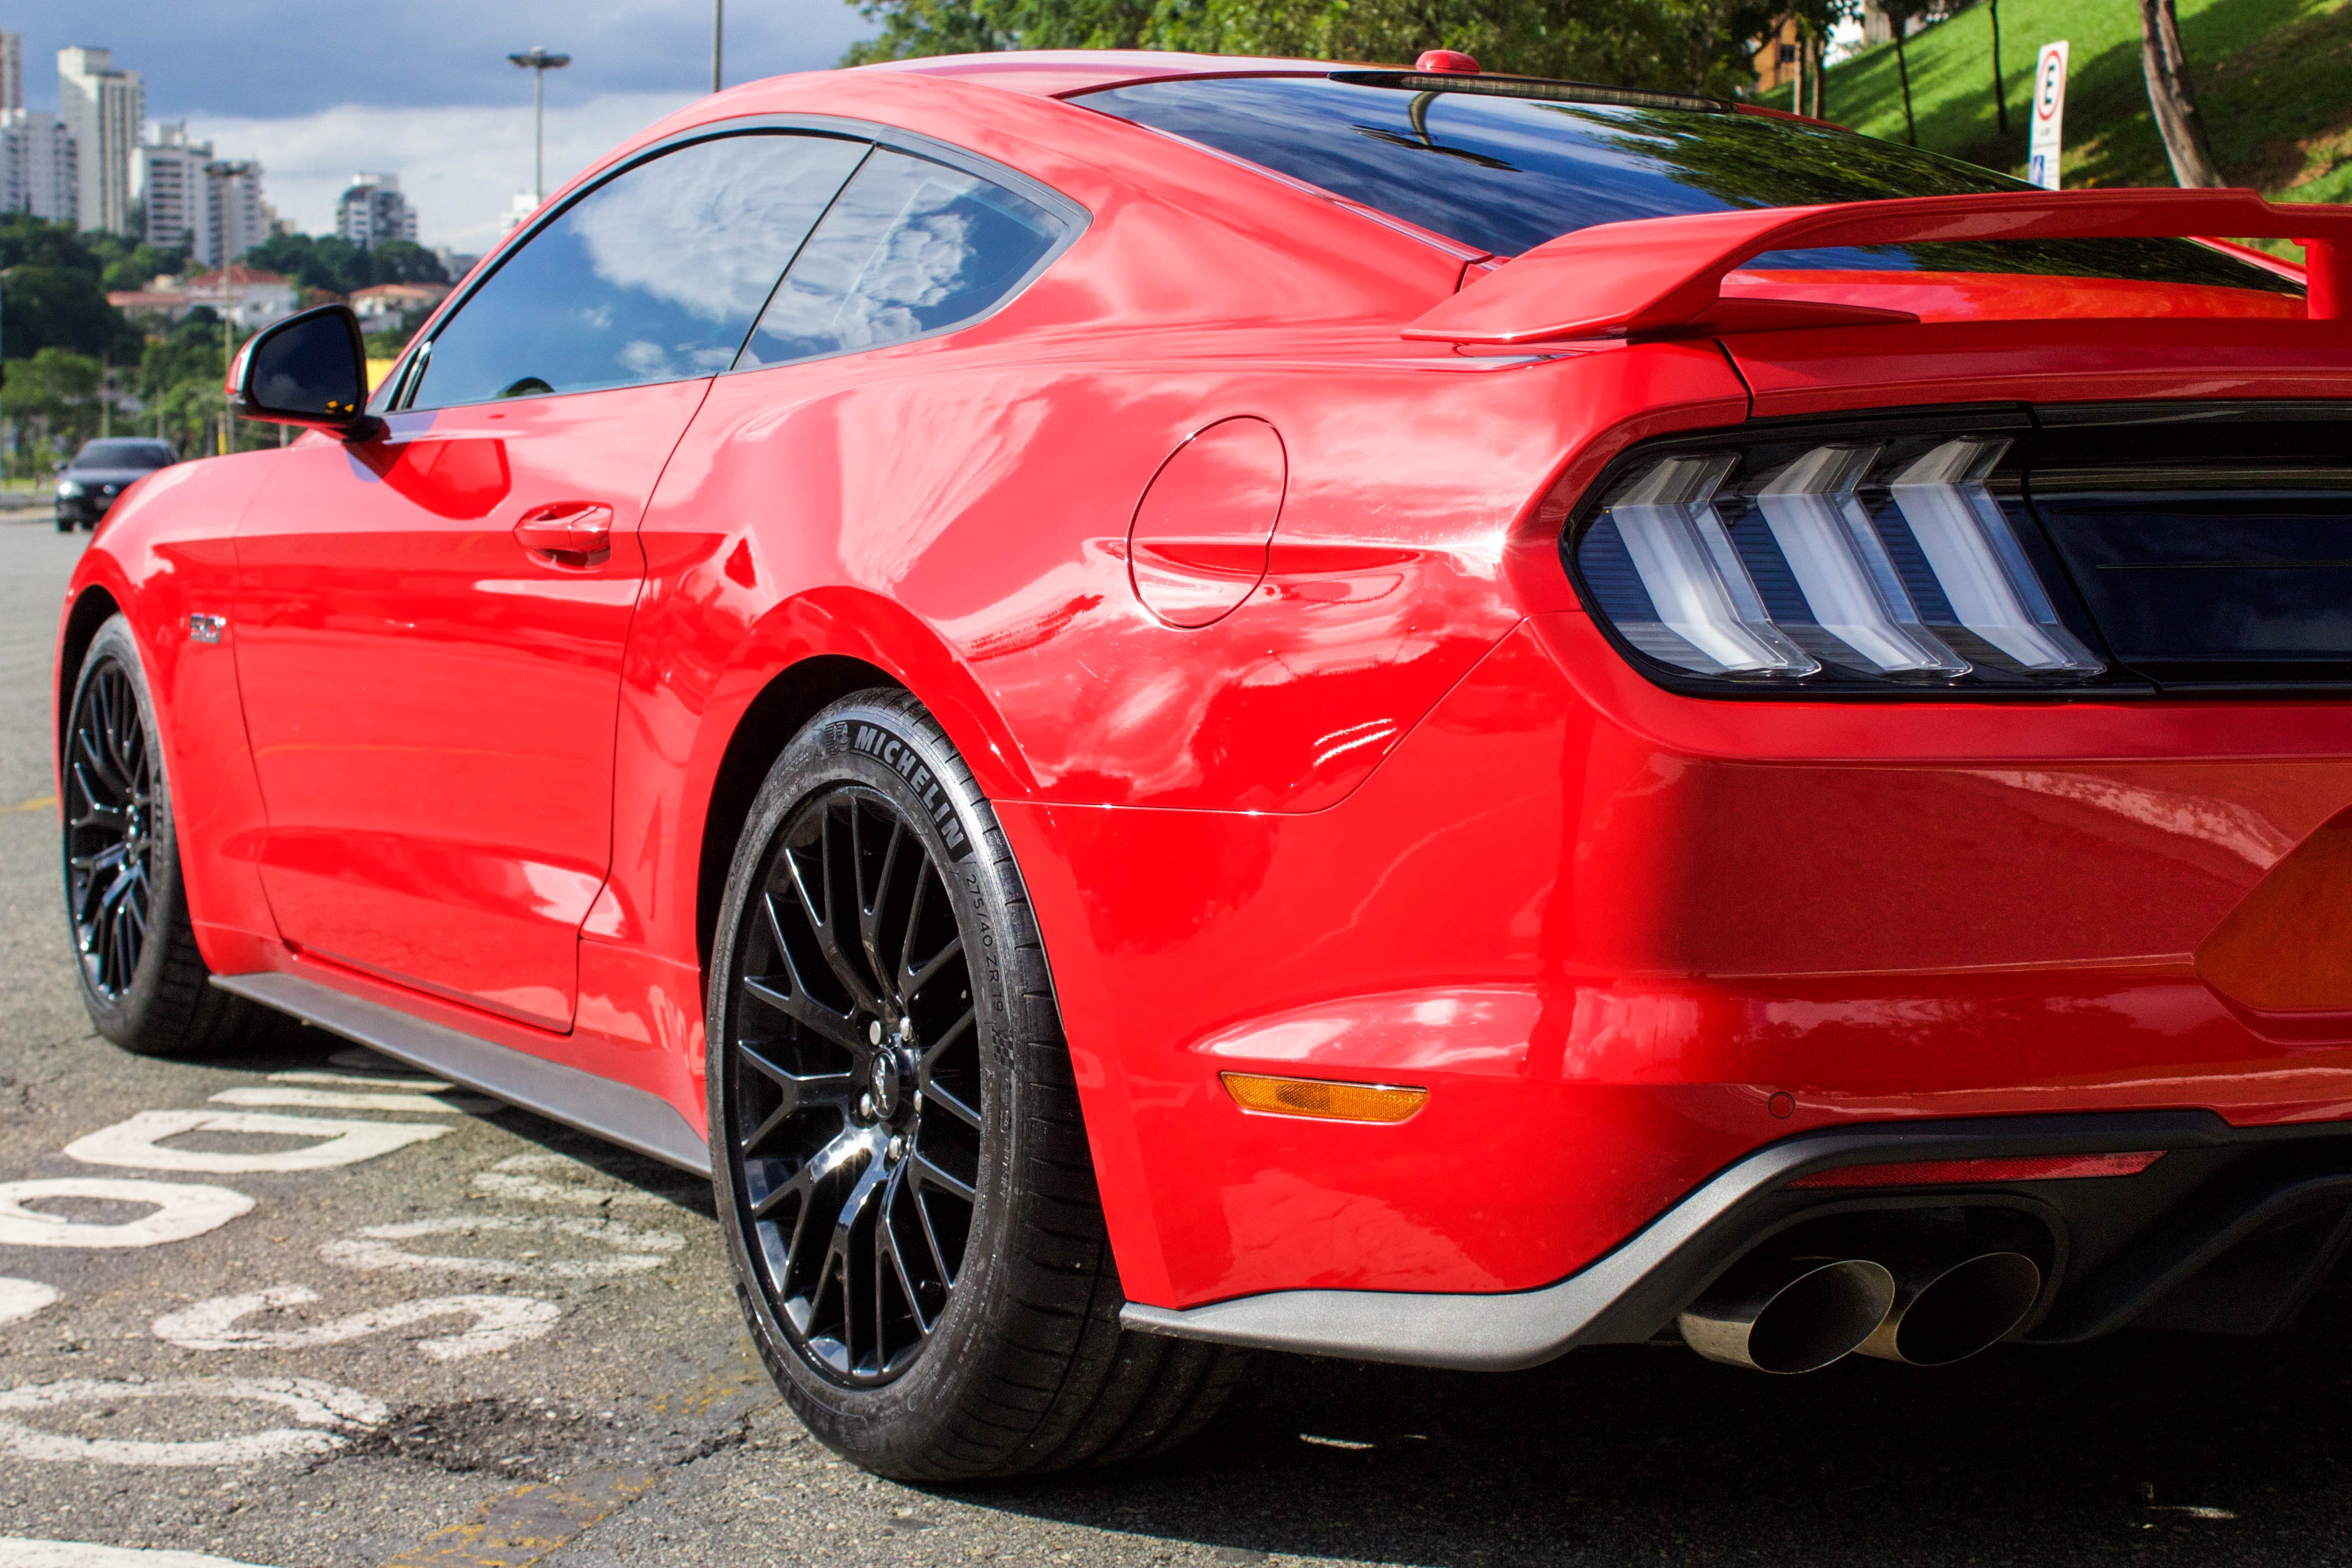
1773;0;2352;204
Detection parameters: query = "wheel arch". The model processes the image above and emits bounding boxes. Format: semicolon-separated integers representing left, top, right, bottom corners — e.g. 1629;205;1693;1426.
694;652;907;975
687;584;1044;979
55;584;123;757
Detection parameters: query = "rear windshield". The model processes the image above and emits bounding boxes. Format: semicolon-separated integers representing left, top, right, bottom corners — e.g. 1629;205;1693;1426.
75;440;175;469
1076;75;2298;293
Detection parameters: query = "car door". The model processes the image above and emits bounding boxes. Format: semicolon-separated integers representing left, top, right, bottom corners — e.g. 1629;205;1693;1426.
232;128;867;1030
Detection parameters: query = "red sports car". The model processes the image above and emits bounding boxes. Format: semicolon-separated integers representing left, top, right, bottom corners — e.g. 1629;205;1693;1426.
55;49;2352;1478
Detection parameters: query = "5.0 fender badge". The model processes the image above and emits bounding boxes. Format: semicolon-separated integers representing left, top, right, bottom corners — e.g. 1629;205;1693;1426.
189;614;227;645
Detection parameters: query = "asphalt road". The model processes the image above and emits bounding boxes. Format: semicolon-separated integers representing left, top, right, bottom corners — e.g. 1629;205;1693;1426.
4;515;2351;1568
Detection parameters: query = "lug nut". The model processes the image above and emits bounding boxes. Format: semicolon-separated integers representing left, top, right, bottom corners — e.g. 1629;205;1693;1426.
887;1135;906;1161
858;1093;876;1120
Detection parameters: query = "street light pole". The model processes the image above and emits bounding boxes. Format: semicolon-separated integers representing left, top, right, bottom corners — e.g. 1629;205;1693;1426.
713;0;724;92
506;47;571;202
205;159;255;458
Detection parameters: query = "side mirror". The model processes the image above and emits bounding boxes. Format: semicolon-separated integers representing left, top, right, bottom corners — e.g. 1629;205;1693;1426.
227;304;381;441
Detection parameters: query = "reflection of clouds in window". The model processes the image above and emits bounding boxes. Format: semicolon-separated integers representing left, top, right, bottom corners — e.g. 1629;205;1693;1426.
409;132;868;409
742;151;1062;369
569;138;867;324
618;341;672;378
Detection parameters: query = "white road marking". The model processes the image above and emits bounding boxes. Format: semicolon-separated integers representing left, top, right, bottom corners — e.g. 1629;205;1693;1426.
0;1540;277;1567
63;1111;450;1174
266;1069;452;1090
0;1279;61;1325
0;1377;388;1467
206;1087;496;1115
321;1214;685;1279
152;1284;560;1362
471;1152;689;1209
0;1180;255;1249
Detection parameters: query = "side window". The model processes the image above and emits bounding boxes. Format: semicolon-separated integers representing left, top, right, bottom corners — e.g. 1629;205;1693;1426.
409;133;869;409
737;149;1066;369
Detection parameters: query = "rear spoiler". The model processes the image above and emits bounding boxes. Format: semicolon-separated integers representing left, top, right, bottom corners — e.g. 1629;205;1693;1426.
1403;187;2352;345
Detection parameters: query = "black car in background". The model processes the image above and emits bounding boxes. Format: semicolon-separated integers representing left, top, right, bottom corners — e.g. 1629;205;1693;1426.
56;438;176;532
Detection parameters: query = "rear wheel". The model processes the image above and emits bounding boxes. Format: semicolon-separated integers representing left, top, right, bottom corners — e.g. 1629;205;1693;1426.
708;689;1241;1480
63;616;276;1056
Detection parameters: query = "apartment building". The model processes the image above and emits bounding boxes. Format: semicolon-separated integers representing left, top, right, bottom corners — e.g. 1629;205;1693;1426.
0;107;76;221
337;173;417;248
59;45;143;233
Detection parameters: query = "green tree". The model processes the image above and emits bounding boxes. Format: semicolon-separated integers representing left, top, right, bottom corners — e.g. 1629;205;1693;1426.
846;0;1779;96
0;216;145;360
135;309;229;404
0;213;103;273
2;266;143;360
1;347;103;473
80;231;190;292
240;232;448;294
367;239;451;285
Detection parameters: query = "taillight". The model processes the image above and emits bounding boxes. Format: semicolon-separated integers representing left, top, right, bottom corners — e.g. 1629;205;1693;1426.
1568;420;2108;693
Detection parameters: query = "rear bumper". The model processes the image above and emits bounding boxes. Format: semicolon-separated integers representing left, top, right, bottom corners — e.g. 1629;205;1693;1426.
1123;1109;2352;1367
1004;611;2352;1313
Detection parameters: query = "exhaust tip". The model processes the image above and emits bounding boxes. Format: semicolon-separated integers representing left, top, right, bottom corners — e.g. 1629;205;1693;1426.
1679;1256;1895;1374
1858;1251;2041;1367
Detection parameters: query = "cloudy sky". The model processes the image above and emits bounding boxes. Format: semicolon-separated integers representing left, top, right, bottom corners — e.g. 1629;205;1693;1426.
27;1;877;252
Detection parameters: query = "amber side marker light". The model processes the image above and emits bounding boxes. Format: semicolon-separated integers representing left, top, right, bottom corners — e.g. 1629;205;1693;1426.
1220;1072;1428;1123
1790;1151;2166;1189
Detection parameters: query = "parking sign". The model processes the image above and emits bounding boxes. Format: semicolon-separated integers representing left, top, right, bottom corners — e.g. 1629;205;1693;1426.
2028;40;2069;190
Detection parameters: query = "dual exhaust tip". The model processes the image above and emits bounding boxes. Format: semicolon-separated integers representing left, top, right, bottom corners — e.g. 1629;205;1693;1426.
1679;1249;2042;1374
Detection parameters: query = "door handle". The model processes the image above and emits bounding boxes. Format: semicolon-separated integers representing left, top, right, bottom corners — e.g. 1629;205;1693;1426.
513;502;614;566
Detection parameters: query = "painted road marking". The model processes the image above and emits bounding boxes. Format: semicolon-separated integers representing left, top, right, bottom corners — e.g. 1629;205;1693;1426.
321;1215;684;1279
206;1088;497;1115
153;1285;560;1361
378;1469;662;1568
0;1541;276;1567
0;1377;388;1467
0;1179;254;1248
264;1070;453;1091
0;1279;60;1325
2;795;56;815
471;1153;691;1209
64;1111;450;1173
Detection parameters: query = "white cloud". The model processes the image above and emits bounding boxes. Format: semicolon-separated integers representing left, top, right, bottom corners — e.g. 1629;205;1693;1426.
183;92;699;253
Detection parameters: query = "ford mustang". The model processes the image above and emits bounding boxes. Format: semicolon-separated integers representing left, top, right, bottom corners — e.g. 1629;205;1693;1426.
54;49;2352;1480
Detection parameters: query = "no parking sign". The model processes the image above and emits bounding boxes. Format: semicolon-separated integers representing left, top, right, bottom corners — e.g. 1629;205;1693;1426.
2028;40;2069;190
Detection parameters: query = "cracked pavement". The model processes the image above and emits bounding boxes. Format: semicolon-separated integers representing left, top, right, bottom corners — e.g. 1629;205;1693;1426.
11;519;2352;1567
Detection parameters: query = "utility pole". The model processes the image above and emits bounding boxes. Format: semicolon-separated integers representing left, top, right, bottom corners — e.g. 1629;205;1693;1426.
508;47;572;202
206;160;255;458
713;0;724;92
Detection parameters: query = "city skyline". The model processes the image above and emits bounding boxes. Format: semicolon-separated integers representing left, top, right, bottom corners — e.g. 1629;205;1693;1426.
9;0;873;247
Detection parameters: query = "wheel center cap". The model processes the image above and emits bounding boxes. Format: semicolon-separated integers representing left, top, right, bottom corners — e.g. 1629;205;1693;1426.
869;1050;902;1118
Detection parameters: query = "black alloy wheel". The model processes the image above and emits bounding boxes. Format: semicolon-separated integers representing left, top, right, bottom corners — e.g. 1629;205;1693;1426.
61;615;281;1057
65;654;156;1003
727;783;983;1384
709;691;1242;1481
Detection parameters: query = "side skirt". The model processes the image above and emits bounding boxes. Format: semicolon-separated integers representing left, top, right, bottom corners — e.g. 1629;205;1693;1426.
210;970;713;1178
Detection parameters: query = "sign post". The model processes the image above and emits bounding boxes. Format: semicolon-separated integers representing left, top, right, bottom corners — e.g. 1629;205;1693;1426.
2028;40;2069;190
